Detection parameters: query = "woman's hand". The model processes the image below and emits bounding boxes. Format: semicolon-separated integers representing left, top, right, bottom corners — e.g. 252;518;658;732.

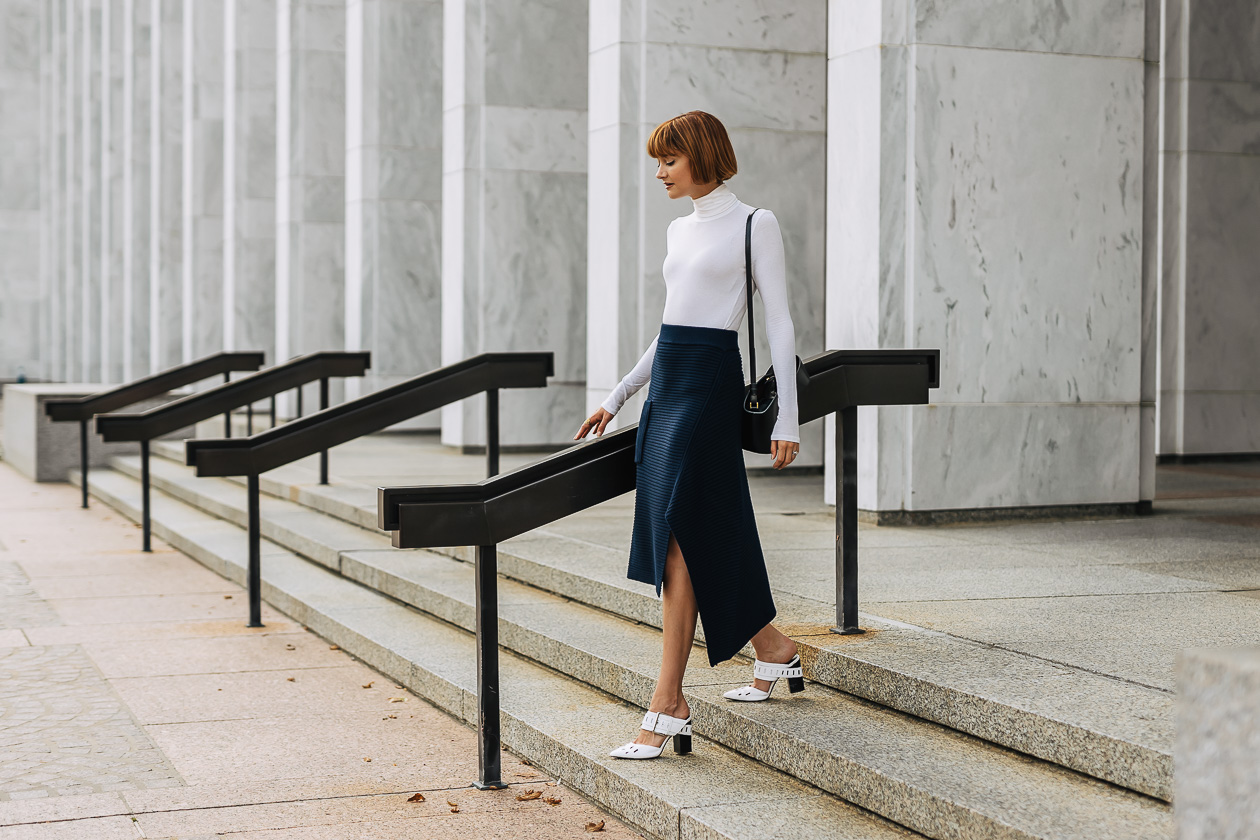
770;439;799;470
575;407;614;441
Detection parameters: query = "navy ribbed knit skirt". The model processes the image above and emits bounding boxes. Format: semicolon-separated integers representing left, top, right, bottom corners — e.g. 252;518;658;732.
628;323;777;667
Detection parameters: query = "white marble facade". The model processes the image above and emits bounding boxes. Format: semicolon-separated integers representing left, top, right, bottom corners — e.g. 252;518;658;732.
827;0;1150;512
223;0;276;361
345;0;442;409
0;0;42;381
276;0;345;410
1158;0;1260;455
586;0;828;468
7;0;1260;516
441;0;589;447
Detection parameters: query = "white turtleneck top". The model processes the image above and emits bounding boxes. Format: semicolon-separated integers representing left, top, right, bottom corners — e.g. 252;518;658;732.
600;184;800;444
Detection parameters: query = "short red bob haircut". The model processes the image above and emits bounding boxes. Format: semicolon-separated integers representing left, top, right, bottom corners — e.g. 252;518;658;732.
646;111;738;185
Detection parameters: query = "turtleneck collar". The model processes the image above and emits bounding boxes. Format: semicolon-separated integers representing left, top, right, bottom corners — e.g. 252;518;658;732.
691;183;739;220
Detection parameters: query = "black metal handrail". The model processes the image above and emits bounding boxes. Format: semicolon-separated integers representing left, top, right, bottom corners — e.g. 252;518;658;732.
44;352;267;509
96;351;371;551
377;347;939;789
183;352;554;631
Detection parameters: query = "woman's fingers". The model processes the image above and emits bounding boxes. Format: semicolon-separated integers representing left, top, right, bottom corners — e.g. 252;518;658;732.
770;440;798;470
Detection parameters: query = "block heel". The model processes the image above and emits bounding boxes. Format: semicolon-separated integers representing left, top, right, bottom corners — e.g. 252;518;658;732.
723;653;805;702
609;710;694;760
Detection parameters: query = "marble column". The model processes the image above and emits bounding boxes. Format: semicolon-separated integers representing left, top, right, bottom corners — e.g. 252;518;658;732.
276;0;345;409
1139;0;1161;506
0;0;43;382
149;0;183;371
64;0;80;381
586;1;827;467
101;0;125;383
44;0;65;384
182;0;224;363
1157;0;1260;456
442;0;588;448
81;0;102;382
826;0;1146;515
344;0;442;410
223;0;276;360
121;0;151;379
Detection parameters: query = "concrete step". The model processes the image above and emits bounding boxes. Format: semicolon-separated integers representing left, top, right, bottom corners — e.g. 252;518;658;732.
78;466;921;840
99;457;1173;840
138;443;1175;800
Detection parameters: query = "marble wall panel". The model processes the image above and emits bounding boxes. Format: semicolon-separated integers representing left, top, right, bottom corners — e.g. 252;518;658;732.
828;0;1148;513
102;0;125;383
1157;0;1260;456
345;0;441;411
82;0;102;381
643;0;825;53
64;0;81;381
912;0;1144;58
121;0;151;379
1186;0;1260;83
1181;153;1260;390
223;0;276;361
276;0;345;412
40;0;61;383
182;0;225;363
1139;0;1159;504
150;0;183;371
909;45;1143;406
908;403;1141;510
0;0;43;381
442;0;587;447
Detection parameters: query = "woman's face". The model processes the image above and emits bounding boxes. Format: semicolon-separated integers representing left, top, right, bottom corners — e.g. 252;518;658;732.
655;153;714;200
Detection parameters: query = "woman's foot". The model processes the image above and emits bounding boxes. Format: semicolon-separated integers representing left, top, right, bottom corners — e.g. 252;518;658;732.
632;698;690;749
750;637;799;693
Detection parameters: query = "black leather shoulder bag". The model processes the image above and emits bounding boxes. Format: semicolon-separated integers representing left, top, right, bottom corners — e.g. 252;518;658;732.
741;209;804;454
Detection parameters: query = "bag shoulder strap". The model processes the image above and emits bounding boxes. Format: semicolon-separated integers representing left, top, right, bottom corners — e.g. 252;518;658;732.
744;209;759;386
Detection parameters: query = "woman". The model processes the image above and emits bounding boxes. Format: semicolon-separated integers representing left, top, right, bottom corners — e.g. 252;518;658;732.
573;110;804;760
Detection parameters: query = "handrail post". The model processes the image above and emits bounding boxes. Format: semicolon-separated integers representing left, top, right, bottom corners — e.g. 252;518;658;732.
224;372;232;438
247;472;263;627
319;377;329;484
471;543;506;790
270;394;276;430
486;388;499;478
80;419;90;508
140;440;151;552
246;402;253;435
832;406;863;635
295;385;303;418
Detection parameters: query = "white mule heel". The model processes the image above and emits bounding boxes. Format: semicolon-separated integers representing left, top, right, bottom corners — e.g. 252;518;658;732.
608;710;693;759
723;654;805;702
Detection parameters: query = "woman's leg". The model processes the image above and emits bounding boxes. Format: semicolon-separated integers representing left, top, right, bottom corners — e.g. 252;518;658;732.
747;622;800;692
634;532;696;747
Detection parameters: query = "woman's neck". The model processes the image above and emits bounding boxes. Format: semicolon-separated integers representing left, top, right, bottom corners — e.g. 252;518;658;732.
691;183;738;220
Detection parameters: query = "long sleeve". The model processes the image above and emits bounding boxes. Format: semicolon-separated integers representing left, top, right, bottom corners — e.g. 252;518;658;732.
750;211;800;444
600;333;659;416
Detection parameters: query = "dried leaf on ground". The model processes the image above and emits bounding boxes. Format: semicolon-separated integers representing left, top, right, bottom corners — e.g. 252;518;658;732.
329;645;339;650
224;595;232;599
286;677;295;682
520;757;532;766
406;792;425;802
543;794;561;806
389;697;405;703
363;757;372;762
585;821;605;832
362;681;374;689
515;789;542;801
285;644;296;650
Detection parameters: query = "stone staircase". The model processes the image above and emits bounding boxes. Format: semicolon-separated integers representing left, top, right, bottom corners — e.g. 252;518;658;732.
75;442;1175;840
